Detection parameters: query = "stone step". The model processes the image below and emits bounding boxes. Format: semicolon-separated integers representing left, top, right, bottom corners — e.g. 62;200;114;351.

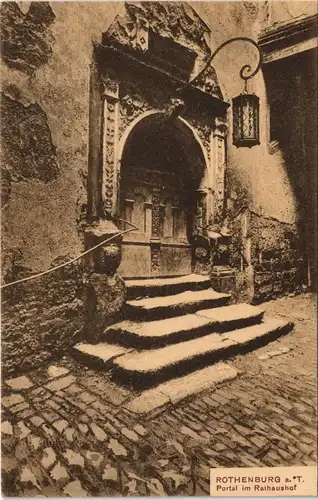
126;288;231;320
112;317;293;389
123;362;239;417
125;274;211;300
73;317;293;390
72;343;132;371
103;304;265;348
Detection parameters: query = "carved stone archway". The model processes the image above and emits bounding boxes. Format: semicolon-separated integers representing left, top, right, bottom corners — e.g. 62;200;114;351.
86;1;229;278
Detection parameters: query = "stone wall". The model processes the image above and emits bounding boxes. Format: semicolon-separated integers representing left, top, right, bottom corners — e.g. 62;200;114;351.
1;264;84;375
230;211;306;302
194;1;299;221
0;1;125;375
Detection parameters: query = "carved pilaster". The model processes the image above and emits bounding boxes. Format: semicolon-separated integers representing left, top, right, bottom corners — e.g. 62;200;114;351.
100;73;119;218
151;245;161;274
151;188;161;241
213;117;228;222
150;187;162;273
187;116;211;161
193;189;208;236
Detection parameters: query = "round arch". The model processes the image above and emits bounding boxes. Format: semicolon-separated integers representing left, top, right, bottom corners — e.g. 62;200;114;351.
117;110;210;278
117;110;209;176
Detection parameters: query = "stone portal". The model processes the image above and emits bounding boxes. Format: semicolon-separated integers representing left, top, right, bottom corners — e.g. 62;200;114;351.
118;113;206;278
86;2;229;287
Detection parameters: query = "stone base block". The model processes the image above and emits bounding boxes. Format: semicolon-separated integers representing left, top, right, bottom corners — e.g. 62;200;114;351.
84;273;126;342
84;220;122;275
210;266;236;295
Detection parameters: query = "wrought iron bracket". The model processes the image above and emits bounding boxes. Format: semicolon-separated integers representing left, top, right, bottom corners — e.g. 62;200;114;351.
179;36;263;93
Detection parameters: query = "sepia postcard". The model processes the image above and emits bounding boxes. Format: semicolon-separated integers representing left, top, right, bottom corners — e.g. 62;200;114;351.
1;0;317;496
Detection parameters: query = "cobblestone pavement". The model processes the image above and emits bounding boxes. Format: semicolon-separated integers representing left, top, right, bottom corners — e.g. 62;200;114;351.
2;294;317;497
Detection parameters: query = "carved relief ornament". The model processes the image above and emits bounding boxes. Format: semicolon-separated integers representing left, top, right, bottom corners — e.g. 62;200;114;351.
214;116;228;138
186;116;212;161
119;93;153;139
106;2;211;61
100;73;119;218
213;116;228;220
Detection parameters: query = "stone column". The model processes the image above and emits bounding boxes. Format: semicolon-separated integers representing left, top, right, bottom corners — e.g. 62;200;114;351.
192;188;211;276
194;188;208;236
100;73;120;219
82;73;125;340
213;117;228;222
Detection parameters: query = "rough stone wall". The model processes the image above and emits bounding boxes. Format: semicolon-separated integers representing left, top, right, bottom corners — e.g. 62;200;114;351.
1;265;84;375
1;1;125;375
250;214;306;303
228;210;306;303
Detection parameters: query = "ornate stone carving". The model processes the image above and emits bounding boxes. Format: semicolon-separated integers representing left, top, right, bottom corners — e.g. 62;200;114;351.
165;97;185;120
91;2;230;280
106;2;211;60
150;247;161;272
214;116;228;138
149;188;163;272
186;115;212;160
119;93;152;138
151;245;161;273
213;116;228;222
151;188;161;240
84;220;122;275
101;72;119;100
213;236;231;266
215;137;225;217
100;73;119;218
135;16;149;52
95;244;122;275
192;65;224;101
195;247;208;260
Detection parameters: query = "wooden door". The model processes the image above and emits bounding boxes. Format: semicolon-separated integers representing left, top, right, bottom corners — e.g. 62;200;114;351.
118;167;193;278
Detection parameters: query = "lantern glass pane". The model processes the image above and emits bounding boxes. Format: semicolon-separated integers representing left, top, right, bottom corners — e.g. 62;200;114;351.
242;97;254;139
232;93;260;147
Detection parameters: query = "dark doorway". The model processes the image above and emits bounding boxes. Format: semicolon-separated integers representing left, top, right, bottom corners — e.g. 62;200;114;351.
118;113;206;278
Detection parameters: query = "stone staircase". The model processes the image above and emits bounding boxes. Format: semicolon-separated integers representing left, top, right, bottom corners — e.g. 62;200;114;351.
73;274;293;392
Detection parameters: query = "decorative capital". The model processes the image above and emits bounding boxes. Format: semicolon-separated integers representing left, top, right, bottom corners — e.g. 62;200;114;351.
191;65;223;100
214;117;228;138
165;97;185;120
101;72;119;101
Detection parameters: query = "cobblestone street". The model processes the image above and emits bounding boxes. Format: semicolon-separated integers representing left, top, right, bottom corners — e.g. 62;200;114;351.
1;294;317;497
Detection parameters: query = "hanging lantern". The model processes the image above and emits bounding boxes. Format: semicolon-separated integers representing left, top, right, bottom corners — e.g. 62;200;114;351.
232;92;260;148
170;37;263;148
